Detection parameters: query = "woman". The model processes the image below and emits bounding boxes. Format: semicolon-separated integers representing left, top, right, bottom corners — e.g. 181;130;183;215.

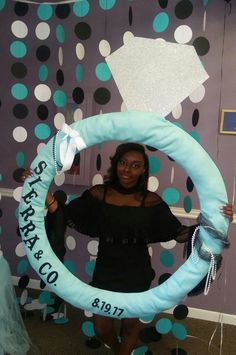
22;142;233;355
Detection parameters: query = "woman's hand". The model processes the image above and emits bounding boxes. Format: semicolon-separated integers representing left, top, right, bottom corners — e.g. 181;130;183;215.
21;168;33;181
220;203;234;223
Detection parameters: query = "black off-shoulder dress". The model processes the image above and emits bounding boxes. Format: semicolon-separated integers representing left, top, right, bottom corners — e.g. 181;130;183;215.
46;186;183;293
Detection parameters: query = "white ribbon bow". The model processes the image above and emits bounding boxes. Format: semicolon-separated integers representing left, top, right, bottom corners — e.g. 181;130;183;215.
59;123;87;173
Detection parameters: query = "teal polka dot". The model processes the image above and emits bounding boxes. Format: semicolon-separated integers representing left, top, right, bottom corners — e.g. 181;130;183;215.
85;260;96;277
183;195;192;213
64;260;77;274
82;320;95;337
10;41;27;58
139;314;155;323
15;207;19;220
73;0;90;17
53;90;67;108
155;318;172;334
34;123;51;140
16;152;25;167
202;0;209;6
99;0;116;10
38;64;48;81
173;122;183;129
0;0;6;11
37;4;53;20
0;226;2;235
11;83;28;100
75;64;83;82
38;291;54;305
160;250;174;267
46;306;55;314
16;259;29;274
133;345;149;355
56;24;65;44
95;62;111;81
189;131;201;142
0;174;2;182
68;194;78;202
54;317;69;324
149;156;161;174
162;187;180;205
172;323;187;340
153;12;169;33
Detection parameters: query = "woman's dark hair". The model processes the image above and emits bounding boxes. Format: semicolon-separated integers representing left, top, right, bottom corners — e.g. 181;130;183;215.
104;142;149;193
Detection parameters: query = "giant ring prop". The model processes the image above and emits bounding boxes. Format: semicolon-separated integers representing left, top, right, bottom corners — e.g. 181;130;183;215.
18;111;229;318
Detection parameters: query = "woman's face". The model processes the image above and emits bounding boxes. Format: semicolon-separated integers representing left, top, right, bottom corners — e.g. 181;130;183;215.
116;150;146;189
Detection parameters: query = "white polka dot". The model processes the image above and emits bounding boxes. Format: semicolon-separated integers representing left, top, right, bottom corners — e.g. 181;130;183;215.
84;310;93;318
13;186;22;202
172;104;182;119
54;172;65;186
160;240;177;249
123;31;134;45
35;22;50;40
15;241;26;257
87;240;98;256
11;20;28;38
20;289;28;306
189;84;206;103
37;142;46;154
171;166;175;184
174;25;193;44
66;235;76;250
148;176;159;192
92;174;103;186
148;246;153;257
74;108;83;121
99;39;111;57
34;84;51;102
121;101;127;112
76;43;85;60
54;112;65;130
58;47;63;66
13;126;27;143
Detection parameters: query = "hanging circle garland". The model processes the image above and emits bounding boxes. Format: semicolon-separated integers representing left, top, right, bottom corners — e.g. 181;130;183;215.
18;111;229;318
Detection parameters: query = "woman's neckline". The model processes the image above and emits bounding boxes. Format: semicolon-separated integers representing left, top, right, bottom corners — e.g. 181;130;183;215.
110;182;142;195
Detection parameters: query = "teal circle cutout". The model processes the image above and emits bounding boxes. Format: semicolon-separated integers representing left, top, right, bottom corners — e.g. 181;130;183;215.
37;4;53;20
10;41;27;58
38;64;48;81
17;259;29;274
82;321;95;337
153;12;169;33
53;90;67;108
73;0;90;17
99;0;116;10
16;152;25;167
56;24;65;44
183;195;192;213
162;187;180;205
172;322;187;340
149;156;161;174
95;62;112;81
85;260;96;277
64;260;77;274
155;317;172;334
160;250;174;267
34;123;51;140
11;83;28;100
75;64;83;82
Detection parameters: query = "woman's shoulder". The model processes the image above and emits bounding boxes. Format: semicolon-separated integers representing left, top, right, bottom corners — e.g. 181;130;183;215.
88;184;105;200
144;191;163;206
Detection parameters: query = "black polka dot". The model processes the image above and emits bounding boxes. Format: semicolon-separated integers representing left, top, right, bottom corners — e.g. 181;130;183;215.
74;22;92;40
96;154;102;171
72;87;84;104
173;304;189;320
186;176;194;192
13;103;28;119
37;104;49;120
128;6;133;26
11;62;27;78
167;155;175;162
0;100;2;108
36;45;51;62
146;145;158;152
158;0;169;9
85;338;102;349
55;4;71;19
158;273;171;285
0;209;2;218
18;275;30;289
56;69;64;86
171;348;187;355
53;190;67;204
192;109;199;126
192;36;210;56
94;88;111;105
13;168;25;183
16;226;21;237
14;2;29;16
175;0;193;19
